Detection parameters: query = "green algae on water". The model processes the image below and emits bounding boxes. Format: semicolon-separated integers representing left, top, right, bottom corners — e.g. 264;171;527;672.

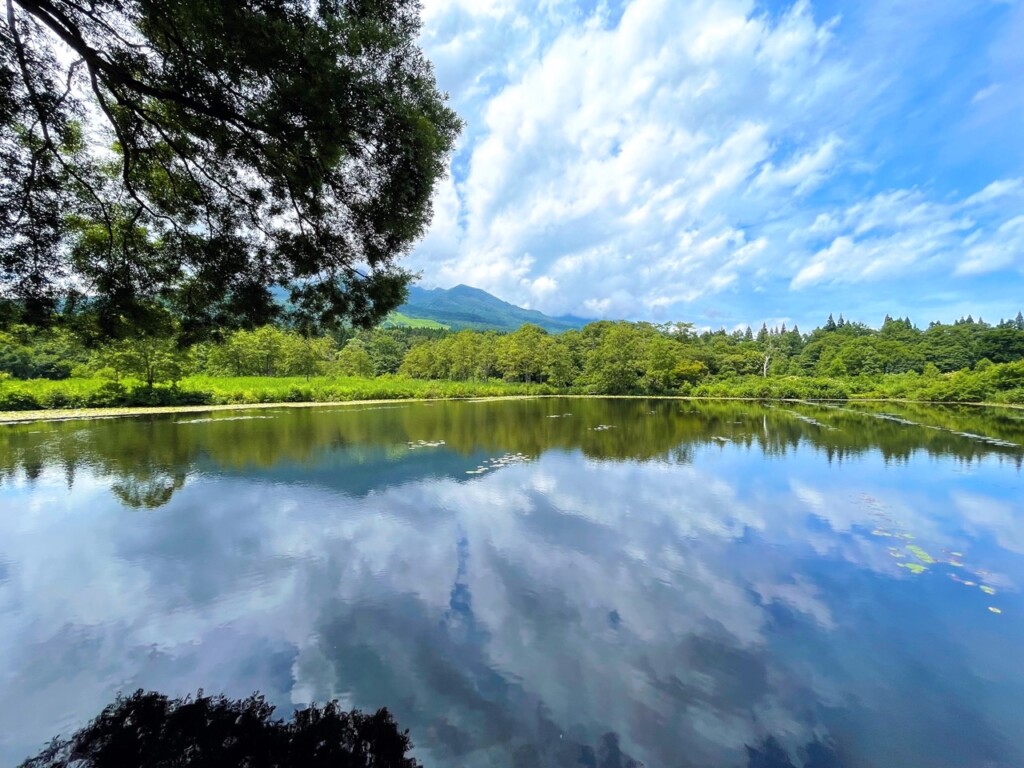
899;563;928;575
906;545;936;564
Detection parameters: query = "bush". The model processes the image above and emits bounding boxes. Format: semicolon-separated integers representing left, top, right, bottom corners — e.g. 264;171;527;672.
994;388;1024;405
38;388;73;409
85;382;129;408
0;388;40;411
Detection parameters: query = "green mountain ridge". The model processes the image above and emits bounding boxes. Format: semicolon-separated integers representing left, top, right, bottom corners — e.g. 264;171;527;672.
389;284;590;332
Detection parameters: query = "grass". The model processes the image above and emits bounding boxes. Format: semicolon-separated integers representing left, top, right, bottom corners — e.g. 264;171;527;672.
382;312;449;330
686;370;1024;406
4;370;1023;417
0;375;553;413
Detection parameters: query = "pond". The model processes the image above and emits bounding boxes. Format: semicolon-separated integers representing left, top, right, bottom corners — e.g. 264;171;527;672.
1;398;1023;767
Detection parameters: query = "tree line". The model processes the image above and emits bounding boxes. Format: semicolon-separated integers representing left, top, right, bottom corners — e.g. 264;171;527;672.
393;313;1024;401
3;311;1024;405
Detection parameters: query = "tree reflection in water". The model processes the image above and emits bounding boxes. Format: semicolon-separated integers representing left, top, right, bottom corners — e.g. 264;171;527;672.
18;687;844;768
2;398;1021;510
19;690;417;768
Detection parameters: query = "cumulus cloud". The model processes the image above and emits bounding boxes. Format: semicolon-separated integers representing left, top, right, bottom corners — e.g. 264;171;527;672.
410;0;1024;325
790;181;1024;288
412;0;847;318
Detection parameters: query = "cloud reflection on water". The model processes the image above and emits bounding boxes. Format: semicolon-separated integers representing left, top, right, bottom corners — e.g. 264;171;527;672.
0;400;1022;767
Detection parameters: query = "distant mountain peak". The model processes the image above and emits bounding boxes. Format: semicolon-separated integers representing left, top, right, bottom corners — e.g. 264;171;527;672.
392;284;589;332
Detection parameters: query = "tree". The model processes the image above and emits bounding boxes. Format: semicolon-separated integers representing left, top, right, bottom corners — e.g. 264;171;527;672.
542;330;583;388
581;323;644;394
643;334;684;391
250;326;288;377
398;341;435;379
98;336;185;387
977;325;1024;364
1016;312;1024;331
283;334;337;379
20;689;418;768
495;324;550;383
673;357;708;385
365;331;407;376
2;0;460;335
445;330;482;381
334;339;373;378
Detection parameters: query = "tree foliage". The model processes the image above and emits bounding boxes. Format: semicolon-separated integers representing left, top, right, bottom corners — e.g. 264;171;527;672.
4;311;1024;407
2;0;460;336
97;335;185;387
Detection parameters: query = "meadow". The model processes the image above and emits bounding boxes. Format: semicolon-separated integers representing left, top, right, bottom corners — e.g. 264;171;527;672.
3;370;1023;415
0;375;553;412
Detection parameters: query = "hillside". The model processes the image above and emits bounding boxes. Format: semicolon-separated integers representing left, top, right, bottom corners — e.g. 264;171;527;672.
389;284;590;332
381;311;449;330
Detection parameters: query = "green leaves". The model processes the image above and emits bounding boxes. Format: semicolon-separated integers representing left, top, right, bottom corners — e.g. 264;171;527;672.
3;0;460;335
96;336;187;388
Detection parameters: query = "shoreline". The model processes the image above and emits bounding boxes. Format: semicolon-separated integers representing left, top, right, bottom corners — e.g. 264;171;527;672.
0;396;541;425
1;394;1021;425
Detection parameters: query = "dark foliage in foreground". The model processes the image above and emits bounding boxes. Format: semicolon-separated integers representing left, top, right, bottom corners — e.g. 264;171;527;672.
20;690;419;768
3;0;459;336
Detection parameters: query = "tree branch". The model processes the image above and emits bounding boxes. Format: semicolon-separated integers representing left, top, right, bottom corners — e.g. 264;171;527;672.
15;0;268;134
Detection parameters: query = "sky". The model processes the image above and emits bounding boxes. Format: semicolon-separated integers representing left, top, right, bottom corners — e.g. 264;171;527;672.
405;0;1024;331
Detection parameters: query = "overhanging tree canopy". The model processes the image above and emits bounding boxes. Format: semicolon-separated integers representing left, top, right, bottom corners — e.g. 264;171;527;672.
1;0;460;337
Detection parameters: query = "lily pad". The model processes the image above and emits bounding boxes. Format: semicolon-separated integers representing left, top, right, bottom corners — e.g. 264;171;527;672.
906;545;936;565
899;563;928;575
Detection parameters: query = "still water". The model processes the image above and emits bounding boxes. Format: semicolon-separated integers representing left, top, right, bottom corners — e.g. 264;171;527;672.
1;398;1023;767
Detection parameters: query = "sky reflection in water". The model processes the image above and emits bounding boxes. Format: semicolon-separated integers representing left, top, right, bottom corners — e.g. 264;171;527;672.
0;399;1022;767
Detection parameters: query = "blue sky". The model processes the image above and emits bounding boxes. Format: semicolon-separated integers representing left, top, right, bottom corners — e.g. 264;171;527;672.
406;0;1024;331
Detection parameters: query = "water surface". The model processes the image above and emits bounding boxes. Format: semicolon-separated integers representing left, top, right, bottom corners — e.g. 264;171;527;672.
1;398;1022;767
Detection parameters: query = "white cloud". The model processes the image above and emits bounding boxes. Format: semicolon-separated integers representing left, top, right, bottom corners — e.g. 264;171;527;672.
956;215;1024;276
791;182;1024;289
954;492;1024;555
964;178;1024;207
409;0;1024;325
411;0;848;317
754;135;842;196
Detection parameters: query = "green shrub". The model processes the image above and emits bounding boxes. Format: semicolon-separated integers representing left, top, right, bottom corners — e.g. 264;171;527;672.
994;388;1024;405
0;388;41;411
86;381;129;408
38;388;74;409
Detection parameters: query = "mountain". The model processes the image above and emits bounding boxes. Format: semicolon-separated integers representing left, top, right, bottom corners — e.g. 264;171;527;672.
389;284;590;332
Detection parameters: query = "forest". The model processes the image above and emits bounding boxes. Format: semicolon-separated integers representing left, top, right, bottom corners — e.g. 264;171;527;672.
2;311;1024;411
